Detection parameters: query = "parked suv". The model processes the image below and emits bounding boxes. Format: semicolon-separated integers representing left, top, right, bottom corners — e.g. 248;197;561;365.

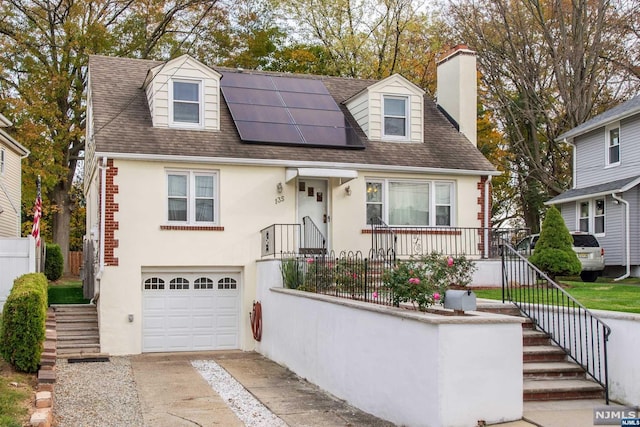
515;232;605;282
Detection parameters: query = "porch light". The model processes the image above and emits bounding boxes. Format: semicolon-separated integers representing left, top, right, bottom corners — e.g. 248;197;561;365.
277;182;283;193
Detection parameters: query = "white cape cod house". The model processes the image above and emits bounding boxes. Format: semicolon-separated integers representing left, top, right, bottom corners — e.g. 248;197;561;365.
547;94;640;279
84;46;499;355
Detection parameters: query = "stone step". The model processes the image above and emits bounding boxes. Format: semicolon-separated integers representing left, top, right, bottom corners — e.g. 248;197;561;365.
51;304;96;311
523;379;604;401
523;345;567;362
55;317;98;325
57;334;99;343
524;362;586;379
523;329;550;346
57;344;101;355
475;301;522;316
57;337;100;347
56;324;98;334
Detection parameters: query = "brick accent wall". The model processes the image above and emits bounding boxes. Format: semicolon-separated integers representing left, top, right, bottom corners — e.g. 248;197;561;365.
477;176;492;256
103;159;119;266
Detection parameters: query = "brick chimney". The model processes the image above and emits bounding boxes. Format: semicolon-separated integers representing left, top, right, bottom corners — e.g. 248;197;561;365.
436;44;477;146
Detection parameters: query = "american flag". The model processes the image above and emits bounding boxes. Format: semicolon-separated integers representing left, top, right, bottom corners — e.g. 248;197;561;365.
31;175;42;247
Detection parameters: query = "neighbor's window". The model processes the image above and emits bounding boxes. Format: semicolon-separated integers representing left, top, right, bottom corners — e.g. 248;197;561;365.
366;179;454;226
0;148;4;175
167;171;216;224
606;124;620;166
578;198;605;234
383;96;408;138
171;80;202;126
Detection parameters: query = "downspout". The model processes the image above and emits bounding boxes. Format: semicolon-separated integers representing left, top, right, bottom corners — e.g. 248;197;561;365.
611;193;630;281
483;176;492;258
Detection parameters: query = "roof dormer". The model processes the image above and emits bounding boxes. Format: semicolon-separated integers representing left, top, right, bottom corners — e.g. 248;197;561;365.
345;74;425;143
142;54;221;131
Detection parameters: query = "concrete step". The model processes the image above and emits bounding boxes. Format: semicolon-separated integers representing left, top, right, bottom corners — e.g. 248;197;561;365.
50;304;101;355
524;362;586;379
523;345;567;362
57;343;101;355
56;324;99;339
523;379;604;401
57;337;100;346
51;304;96;312
523;329;550;346
475;301;522;316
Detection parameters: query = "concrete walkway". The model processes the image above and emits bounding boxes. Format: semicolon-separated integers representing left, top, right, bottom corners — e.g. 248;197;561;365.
131;351;394;426
132;351;624;427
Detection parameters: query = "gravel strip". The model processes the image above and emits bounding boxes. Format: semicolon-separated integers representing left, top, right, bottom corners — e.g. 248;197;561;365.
192;359;287;427
54;357;143;427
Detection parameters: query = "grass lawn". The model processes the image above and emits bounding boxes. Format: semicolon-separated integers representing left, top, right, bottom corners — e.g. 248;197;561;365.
474;276;640;314
48;277;90;305
0;318;37;427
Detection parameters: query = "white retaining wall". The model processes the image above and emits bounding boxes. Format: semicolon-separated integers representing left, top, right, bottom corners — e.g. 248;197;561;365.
591;310;640;406
256;259;524;427
0;237;36;312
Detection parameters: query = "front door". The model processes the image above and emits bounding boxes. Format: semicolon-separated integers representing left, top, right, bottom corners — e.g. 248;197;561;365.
297;179;328;252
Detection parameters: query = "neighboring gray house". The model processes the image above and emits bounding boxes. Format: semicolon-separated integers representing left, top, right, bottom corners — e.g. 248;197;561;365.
547;95;640;278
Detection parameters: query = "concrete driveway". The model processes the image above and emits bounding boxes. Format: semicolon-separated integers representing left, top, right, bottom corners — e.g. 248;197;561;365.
131;351;395;427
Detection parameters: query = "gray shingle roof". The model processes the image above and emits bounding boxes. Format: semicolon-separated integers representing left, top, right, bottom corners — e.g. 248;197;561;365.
546;175;640;204
557;94;640;142
88;55;496;173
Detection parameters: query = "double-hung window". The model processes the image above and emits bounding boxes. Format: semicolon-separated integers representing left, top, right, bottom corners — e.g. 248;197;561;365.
0;148;5;175
605;123;620;166
366;179;454;226
383;95;408;138
171;80;202;126
578;198;605;235
167;171;216;224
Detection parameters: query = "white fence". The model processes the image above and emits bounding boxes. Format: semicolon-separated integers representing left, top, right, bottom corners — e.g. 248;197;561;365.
0;236;37;312
255;259;524;427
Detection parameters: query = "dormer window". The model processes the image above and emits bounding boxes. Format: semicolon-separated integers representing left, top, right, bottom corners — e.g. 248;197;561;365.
383;95;408;138
605;123;620;166
171;79;203;127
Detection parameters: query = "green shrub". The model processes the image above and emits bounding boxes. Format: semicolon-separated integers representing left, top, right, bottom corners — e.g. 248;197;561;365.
0;273;48;373
530;206;581;281
44;243;64;281
280;257;303;289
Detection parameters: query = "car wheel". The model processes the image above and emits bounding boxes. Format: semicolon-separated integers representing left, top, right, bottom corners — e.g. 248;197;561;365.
580;271;598;282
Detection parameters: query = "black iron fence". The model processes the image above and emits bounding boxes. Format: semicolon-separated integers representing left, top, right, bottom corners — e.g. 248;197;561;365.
260;224;301;258
280;250;397;307
501;242;611;403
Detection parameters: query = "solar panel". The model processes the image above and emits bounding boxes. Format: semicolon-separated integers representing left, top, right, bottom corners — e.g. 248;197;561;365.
220;72;364;149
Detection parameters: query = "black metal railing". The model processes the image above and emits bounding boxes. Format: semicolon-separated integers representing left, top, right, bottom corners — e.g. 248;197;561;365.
260;224;301;258
301;216;326;255
371;224;528;259
501;242;611;403
281;249;397;307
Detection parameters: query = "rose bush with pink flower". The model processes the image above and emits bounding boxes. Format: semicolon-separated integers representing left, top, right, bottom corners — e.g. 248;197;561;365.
382;252;476;311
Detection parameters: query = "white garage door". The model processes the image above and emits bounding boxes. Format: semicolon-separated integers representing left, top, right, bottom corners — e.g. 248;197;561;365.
142;271;240;352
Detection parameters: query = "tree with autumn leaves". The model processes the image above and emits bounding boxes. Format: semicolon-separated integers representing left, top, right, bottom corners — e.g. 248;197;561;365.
1;0;638;270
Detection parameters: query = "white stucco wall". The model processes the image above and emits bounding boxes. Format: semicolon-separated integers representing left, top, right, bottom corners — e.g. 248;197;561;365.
97;160;297;354
590;310;640;406
256;260;523;427
89;156;491;355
